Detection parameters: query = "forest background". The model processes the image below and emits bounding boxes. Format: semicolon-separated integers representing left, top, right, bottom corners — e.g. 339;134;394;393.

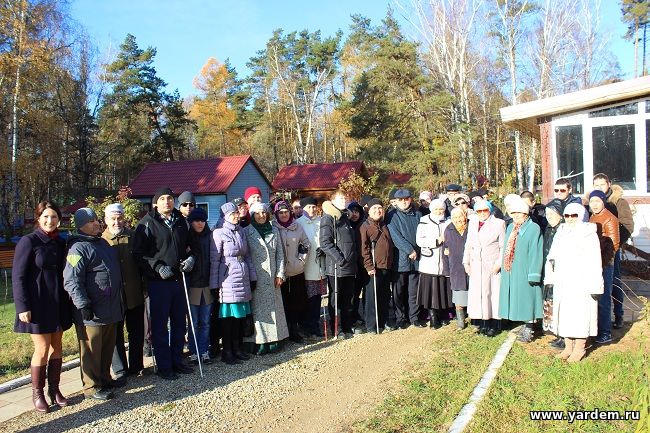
0;0;647;234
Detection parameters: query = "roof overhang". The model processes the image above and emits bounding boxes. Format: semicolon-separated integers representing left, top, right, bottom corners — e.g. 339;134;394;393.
500;76;650;139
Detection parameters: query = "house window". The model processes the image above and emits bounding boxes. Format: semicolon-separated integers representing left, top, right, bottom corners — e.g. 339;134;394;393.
588;102;638;118
555;125;584;193
592;124;636;190
196;203;209;214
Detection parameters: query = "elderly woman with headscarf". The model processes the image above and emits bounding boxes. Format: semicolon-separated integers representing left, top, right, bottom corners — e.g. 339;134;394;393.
416;199;452;328
545;203;603;362
245;202;289;354
210;202;255;364
542;199;564;348
273;200;310;343
443;207;470;329
463;199;505;337
498;198;544;343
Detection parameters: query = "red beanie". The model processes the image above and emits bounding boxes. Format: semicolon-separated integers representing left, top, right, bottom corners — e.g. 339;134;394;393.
244;186;262;202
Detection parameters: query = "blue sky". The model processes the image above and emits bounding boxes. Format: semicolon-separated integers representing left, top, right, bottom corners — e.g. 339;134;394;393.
70;0;634;98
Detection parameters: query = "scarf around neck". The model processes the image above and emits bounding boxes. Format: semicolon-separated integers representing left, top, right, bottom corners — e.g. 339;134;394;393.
252;220;273;237
504;222;523;271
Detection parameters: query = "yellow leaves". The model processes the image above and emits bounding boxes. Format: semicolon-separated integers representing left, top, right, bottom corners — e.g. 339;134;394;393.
193;57;230;97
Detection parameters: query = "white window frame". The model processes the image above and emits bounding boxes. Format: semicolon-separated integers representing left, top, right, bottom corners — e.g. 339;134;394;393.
551;98;650;196
195;202;209;215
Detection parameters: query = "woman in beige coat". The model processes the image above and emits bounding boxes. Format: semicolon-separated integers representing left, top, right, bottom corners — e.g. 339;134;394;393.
274;201;311;342
463;199;505;337
545;202;603;362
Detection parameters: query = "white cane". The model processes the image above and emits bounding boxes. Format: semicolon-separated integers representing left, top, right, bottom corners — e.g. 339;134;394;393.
181;272;203;378
371;241;380;334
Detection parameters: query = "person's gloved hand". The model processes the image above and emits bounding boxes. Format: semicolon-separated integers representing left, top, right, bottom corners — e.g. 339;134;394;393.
180;256;196;272
158;265;174;280
81;307;94;321
250;280;257;291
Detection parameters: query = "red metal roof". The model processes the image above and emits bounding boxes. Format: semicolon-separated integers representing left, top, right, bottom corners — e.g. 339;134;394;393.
129;155;259;196
272;161;365;191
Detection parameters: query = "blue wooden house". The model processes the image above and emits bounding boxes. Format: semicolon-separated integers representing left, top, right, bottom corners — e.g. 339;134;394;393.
129;155;271;228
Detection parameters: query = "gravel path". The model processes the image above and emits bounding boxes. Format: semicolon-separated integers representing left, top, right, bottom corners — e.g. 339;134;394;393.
2;326;445;433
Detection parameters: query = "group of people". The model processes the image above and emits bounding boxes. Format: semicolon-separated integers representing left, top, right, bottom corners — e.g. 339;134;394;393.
12;173;633;413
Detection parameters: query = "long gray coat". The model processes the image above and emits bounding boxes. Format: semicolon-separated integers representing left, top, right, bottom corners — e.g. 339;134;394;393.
244;225;289;344
463;215;505;320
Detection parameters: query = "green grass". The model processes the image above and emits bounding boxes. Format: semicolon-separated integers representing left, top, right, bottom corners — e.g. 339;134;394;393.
0;275;78;381
352;328;507;433
465;323;650;433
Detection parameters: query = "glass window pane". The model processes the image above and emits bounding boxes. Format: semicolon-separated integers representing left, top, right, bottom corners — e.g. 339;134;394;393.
593;124;636;190
588;102;638;117
555;125;584;193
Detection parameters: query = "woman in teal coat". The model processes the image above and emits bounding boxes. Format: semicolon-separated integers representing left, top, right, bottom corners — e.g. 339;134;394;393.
498;198;543;343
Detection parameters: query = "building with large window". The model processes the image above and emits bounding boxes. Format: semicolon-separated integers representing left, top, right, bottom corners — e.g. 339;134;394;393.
500;76;650;256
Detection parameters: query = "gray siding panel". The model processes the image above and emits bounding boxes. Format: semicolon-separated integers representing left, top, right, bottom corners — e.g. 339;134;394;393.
228;160;272;201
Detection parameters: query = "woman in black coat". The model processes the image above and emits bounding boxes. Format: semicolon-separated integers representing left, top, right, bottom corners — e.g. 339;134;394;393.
443;207;469;329
12;201;73;413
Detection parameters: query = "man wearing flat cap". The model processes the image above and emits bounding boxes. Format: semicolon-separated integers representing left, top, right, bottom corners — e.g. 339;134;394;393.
444;184;462;218
133;187;195;380
64;208;124;400
102;203;146;385
386;189;425;328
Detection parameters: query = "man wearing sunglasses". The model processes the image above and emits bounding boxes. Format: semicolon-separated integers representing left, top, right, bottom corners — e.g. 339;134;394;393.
553;178;587;222
177;191;196;228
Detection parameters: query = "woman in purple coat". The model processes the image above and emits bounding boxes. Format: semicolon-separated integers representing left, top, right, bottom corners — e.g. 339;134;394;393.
210;202;256;365
13;201;73;413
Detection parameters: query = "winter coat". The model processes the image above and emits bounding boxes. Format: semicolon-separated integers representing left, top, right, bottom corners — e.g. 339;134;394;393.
542;223;560;280
498;218;544;322
133;208;191;281
359;217;393;272
606;184;634;245
530;204;548;232
12;229;73;334
209;221;255;304
319;212;357;277
386;206;422;273
443;224;468;291
589;208;619;266
186;226;214;305
101;228;144;310
416;215;450;276
296;215;323;281
463;215;505;320
545;223;603;338
274;220;310;278
244;225;289;343
63;233;124;326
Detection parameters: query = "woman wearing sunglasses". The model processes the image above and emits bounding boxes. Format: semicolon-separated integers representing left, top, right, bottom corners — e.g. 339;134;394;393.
545;203;603;362
463;199;505;337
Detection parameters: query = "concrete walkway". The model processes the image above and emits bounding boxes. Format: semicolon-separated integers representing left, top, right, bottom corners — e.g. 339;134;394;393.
0;277;647;425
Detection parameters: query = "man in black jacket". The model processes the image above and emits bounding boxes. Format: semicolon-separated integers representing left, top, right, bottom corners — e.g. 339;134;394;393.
320;190;358;338
133;187;195;380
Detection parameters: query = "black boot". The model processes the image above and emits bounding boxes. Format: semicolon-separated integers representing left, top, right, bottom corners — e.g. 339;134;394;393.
221;318;241;365
455;308;467;330
232;318;249;361
429;309;442;329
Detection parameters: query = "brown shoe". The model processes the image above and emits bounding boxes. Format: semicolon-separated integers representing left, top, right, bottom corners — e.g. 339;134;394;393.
31;365;49;413
47;358;68;407
567;338;586;363
556;337;573;361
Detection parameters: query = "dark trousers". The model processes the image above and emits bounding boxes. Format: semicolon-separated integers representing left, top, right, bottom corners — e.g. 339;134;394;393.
353;269;369;323
303;295;323;336
220;317;242;355
365;269;392;332
327;275;355;334
76;323;116;395
112;303;145;378
209;298;222;354
394;271;421;325
281;274;308;334
148;280;187;373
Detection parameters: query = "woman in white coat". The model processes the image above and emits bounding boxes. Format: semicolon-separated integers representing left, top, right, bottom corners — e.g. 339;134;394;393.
545;202;603;363
416;199;452;328
463;199;505;337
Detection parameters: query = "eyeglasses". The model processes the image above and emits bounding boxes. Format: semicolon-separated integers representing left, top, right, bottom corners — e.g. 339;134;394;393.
564;213;579;218
554;188;568;193
181;202;195;208
455;201;468;205
476;209;490;213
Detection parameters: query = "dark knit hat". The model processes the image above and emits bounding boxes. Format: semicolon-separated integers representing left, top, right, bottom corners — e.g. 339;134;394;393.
589;190;607;203
366;198;383;209
177;191;194;206
544;199;564;217
74;207;98;229
187;207;208;222
232;197;246;207
153;187;174;204
347;201;363;215
299;196;317;207
359;194;372;207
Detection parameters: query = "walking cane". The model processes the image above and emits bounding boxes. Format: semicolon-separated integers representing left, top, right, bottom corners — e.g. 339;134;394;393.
371;240;380;335
181;272;203;378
